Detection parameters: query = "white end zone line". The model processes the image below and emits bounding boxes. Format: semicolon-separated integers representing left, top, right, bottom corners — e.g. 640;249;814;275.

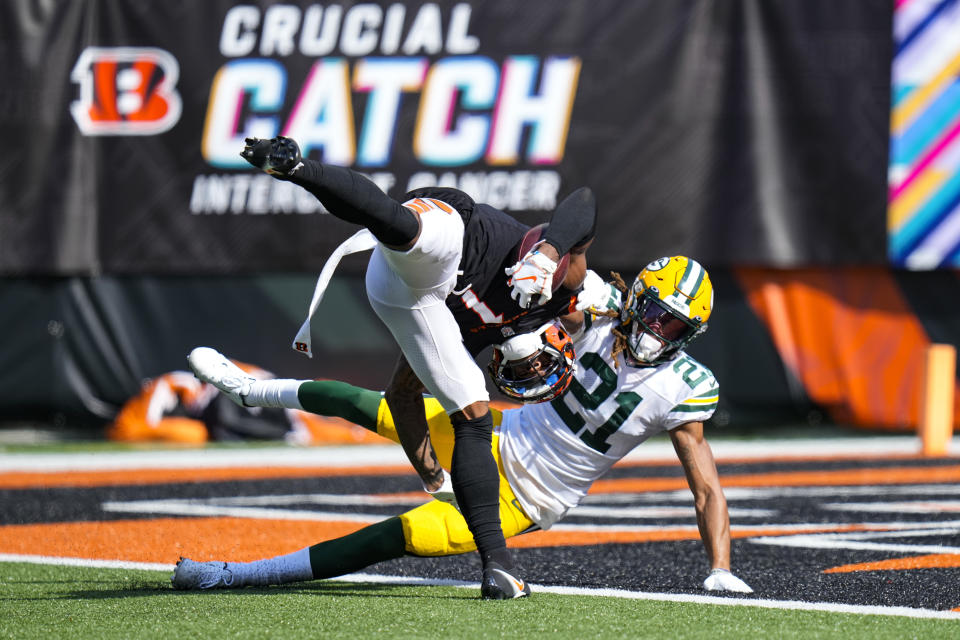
1;554;958;621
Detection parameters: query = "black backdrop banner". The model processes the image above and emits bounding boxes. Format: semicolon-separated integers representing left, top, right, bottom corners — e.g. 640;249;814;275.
0;0;892;275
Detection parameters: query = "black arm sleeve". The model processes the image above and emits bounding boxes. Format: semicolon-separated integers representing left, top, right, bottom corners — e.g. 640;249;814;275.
541;186;598;255
286;159;420;246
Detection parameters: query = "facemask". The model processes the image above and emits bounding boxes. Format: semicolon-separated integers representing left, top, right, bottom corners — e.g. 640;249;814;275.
633;331;666;363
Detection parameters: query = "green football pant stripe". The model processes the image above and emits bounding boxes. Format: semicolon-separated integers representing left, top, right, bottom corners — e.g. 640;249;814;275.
296;380;381;431
308;517;407;579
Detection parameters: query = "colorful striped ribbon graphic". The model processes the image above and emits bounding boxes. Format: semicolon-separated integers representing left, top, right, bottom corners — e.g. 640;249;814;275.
889;0;960;268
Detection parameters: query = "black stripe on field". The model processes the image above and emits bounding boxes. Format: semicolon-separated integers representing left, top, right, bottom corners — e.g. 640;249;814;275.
4;471;960;610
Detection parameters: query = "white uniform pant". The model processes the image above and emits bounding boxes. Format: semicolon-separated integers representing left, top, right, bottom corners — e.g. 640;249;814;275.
365;201;489;413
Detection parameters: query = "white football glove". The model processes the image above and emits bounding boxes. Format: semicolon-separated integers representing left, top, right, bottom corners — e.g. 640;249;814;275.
574;270;622;314
703;568;753;593
423;470;459;511
505;249;558;308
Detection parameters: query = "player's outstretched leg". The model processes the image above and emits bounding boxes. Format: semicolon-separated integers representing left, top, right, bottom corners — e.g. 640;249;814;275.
171;518;406;590
241;136;420;248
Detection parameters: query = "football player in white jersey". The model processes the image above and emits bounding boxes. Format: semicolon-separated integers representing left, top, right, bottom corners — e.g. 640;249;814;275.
176;256;752;595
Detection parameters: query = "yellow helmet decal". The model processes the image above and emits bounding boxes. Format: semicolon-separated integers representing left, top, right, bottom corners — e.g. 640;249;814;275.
639;256;713;324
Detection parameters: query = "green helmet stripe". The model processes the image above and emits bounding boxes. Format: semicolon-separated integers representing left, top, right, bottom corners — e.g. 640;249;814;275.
676;259;704;298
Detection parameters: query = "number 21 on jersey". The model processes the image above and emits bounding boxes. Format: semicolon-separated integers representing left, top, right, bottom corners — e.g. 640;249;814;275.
550;352;641;454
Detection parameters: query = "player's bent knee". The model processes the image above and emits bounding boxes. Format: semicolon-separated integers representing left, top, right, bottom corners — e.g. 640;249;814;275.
456;400;490;421
400;501;478;556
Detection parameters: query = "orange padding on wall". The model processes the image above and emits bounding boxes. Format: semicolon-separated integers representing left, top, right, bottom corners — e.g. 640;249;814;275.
735;267;958;430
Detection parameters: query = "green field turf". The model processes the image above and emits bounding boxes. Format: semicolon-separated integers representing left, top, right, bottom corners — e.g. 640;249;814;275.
0;562;955;639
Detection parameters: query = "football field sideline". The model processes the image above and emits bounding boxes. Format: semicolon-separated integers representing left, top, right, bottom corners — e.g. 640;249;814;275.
1;555;957;621
3;436;960;627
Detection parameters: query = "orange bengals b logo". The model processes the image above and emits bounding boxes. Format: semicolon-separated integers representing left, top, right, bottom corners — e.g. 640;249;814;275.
70;47;182;136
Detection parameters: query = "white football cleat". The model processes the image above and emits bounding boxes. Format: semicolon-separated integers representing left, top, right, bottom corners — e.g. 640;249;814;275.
171;558;234;590
703;568;753;593
187;347;256;406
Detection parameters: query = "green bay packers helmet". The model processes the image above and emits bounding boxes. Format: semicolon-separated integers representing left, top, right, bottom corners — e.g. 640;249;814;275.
620;256;713;367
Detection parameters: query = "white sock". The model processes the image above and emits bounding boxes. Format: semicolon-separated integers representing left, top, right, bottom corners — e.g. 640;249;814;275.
224;547;313;587
244;379;306;410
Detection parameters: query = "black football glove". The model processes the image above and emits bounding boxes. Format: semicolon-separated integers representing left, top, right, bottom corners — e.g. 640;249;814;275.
240;136;302;176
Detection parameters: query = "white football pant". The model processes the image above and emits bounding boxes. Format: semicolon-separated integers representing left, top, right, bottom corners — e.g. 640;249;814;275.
365;202;489;413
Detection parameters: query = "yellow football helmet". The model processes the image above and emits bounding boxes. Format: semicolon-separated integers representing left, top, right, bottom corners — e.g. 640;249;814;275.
620;256;713;366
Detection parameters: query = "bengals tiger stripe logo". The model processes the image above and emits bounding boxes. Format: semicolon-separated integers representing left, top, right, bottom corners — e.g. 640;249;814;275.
70;47;182;135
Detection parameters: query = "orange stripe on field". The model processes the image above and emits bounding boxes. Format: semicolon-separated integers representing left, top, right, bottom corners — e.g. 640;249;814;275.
5;463;960;492
0;518;897;563
590;465;960;494
0;518;368;565
824;554;960;573
508;523;885;549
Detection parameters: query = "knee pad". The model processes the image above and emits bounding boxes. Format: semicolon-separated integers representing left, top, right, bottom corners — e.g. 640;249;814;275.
400;501;478;556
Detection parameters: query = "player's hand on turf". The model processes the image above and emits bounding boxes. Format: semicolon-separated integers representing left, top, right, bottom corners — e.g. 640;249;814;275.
423;469;459;511
703;568;753;593
505;249;558;308
574;270;621;314
240;136;303;176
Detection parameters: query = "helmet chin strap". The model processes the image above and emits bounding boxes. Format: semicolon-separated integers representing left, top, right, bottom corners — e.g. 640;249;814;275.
635;332;666;362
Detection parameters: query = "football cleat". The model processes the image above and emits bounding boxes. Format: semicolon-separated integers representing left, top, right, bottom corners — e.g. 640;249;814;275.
240;136;303;176
170;558;234;590
480;562;531;600
187;347;256;407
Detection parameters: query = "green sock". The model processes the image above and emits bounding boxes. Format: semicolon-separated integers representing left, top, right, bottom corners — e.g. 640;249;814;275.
308;517;407;579
296;380;382;431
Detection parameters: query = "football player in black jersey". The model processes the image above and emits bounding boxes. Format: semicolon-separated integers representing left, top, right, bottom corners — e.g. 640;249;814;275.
238;136;596;599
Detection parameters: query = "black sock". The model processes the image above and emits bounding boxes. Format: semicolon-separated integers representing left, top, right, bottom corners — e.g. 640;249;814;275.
289;160;420;246
481;548;515;571
450;411;513;571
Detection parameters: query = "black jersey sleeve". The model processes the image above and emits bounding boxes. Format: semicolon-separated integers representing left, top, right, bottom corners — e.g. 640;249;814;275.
287;159;419;246
541;186;597;255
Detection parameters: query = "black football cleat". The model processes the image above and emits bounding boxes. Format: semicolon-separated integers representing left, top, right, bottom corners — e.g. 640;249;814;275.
240;136;302;176
480;562;531;600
